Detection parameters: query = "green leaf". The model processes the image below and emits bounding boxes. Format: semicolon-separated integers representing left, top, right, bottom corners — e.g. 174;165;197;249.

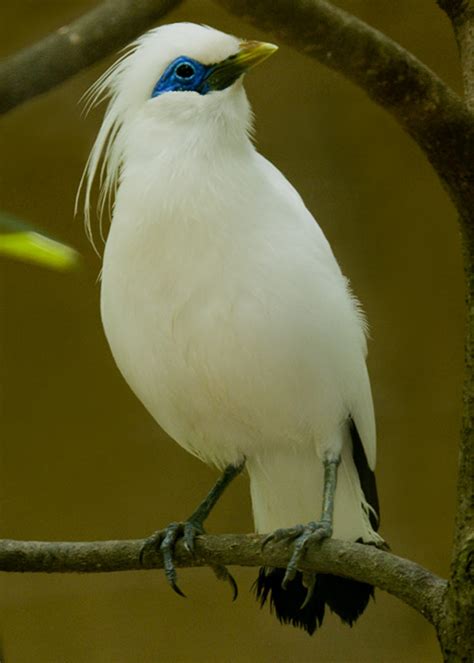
0;212;79;271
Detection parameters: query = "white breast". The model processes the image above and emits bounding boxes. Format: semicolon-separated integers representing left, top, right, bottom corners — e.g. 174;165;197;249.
101;146;368;468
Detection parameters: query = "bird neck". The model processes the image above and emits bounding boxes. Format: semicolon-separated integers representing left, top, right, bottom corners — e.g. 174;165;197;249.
121;84;253;168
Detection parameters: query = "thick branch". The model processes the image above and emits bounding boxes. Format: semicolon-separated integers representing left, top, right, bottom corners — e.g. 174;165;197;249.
0;0;182;114
0;534;446;626
440;0;474;108
432;4;474;660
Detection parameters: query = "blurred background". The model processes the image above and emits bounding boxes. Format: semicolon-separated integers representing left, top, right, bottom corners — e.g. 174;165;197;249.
0;1;463;661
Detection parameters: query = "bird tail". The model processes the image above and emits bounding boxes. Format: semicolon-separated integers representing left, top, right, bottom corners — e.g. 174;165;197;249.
248;422;384;635
254;567;374;635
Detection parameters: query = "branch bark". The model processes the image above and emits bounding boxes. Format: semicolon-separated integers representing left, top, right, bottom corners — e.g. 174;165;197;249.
0;0;182;114
436;3;474;660
439;0;474;106
0;535;446;626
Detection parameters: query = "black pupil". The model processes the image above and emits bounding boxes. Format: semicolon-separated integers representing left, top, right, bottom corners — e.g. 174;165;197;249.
176;63;195;79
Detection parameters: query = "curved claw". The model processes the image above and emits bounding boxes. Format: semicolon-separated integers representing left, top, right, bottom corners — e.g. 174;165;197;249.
160;522;186;597
139;520;237;600
211;564;239;601
301;572;316;609
183;520;203;554
139;522;190;597
262;521;332;590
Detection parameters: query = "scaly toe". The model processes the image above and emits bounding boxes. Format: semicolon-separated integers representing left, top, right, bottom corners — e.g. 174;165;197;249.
261;525;305;550
280;521;332;590
139;516;241;599
160;522;186;597
139;529;165;566
183;520;204;554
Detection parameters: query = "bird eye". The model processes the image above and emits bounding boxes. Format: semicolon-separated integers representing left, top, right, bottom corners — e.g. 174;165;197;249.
175;62;196;79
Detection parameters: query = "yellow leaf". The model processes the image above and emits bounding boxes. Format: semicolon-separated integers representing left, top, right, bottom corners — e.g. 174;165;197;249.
0;232;79;270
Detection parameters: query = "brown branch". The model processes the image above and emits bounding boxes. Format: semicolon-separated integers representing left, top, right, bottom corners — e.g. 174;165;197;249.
0;534;446;626
439;1;474;108
0;0;182;114
432;4;474;660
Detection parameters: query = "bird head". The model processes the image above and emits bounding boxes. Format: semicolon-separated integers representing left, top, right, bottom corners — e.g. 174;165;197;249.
150;31;277;99
79;23;277;244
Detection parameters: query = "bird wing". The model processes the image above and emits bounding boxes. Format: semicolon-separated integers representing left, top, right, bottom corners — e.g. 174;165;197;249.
349;364;376;470
256;151;377;471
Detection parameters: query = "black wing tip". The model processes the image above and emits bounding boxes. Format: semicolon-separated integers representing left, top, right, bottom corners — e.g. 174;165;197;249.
349;417;381;531
322;573;374;625
254;567;374;636
254;567;324;635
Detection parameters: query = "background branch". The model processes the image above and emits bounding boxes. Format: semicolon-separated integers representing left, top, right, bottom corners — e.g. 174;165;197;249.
0;534;446;627
428;3;474;660
0;0;182;114
438;0;474;107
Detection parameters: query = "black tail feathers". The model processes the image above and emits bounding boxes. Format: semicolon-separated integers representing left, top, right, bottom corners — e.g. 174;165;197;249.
255;567;374;636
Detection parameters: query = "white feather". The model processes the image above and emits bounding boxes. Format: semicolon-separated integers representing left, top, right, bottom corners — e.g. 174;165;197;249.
82;23;381;544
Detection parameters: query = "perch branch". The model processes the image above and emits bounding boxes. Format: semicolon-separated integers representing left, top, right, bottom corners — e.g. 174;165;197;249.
0;534;446;627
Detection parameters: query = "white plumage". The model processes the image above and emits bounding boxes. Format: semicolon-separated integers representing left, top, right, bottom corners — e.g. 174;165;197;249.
81;22;383;632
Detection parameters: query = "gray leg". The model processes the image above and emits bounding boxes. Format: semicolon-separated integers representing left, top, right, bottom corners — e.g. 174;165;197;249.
140;459;245;598
185;461;245;548
320;456;339;526
262;456;340;599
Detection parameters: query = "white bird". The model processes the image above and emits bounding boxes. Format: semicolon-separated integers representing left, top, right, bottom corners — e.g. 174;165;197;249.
80;22;385;635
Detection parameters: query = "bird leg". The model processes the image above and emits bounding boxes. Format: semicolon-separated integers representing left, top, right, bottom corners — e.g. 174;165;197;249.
262;455;340;604
140;459;245;599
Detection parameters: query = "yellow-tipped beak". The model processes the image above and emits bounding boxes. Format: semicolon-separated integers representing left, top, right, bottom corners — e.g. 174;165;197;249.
235;40;279;70
204;41;278;91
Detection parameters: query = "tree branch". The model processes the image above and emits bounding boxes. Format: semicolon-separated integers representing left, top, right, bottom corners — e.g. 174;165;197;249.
0;534;446;626
0;0;182;114
426;4;474;660
439;0;474;107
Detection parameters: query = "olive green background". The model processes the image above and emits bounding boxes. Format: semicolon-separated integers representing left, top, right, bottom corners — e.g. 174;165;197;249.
0;1;463;661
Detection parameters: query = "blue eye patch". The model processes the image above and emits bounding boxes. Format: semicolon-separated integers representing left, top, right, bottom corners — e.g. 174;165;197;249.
151;56;214;98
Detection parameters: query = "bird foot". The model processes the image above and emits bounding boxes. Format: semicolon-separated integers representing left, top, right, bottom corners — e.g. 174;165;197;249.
262;520;332;593
139;520;238;599
140;520;203;597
